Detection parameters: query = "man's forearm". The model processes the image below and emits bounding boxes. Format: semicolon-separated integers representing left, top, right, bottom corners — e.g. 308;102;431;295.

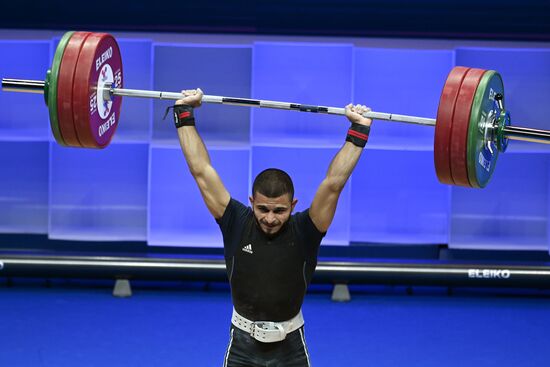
324;141;363;192
177;126;211;176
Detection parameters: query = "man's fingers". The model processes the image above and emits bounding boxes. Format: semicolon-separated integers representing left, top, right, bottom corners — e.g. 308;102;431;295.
181;89;200;97
175;88;203;107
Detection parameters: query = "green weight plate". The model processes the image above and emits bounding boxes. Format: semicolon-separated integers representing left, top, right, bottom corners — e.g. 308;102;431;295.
47;31;74;146
466;70;505;188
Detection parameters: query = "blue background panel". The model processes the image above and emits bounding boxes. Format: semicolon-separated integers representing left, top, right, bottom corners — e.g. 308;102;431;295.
251;42;353;147
152;45;252;145
0;41;51;140
350;149;449;244
0;31;549;252
148;146;250;247
456;48;550;152
450;153;549;250
113;39;153;142
354;48;454;149
0;141;49;233
49;143;149;241
251;146;350;245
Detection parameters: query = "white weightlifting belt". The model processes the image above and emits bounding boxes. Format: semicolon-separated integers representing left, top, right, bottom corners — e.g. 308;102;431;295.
231;308;304;343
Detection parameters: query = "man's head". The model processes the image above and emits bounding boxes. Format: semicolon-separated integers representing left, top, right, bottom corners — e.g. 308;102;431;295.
250;168;298;236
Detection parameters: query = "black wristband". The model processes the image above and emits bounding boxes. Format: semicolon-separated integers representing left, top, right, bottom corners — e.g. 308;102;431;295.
164;104;196;128
346;122;370;148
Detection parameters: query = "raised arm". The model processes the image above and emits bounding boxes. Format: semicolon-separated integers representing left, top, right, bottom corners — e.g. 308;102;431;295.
309;104;372;233
175;89;230;219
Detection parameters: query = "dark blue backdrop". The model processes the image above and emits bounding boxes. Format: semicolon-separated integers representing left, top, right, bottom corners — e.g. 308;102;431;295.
1;1;550;41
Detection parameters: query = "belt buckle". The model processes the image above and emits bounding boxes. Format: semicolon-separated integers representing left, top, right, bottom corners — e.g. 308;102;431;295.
249;321;264;339
250;321;286;342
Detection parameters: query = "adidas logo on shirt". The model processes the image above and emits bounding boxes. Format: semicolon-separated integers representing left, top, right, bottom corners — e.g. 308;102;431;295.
242;244;253;254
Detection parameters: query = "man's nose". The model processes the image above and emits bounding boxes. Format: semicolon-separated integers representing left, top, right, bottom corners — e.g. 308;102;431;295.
265;212;276;223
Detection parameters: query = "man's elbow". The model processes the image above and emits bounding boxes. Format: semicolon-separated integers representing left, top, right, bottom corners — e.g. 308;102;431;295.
187;161;207;177
325;176;347;193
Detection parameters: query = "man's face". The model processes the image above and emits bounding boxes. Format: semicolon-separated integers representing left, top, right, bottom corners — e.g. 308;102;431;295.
249;192;298;236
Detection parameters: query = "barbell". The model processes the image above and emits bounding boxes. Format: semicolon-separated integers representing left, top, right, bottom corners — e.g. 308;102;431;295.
2;31;550;188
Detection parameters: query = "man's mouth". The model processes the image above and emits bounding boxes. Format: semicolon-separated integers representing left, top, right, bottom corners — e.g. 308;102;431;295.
262;223;278;230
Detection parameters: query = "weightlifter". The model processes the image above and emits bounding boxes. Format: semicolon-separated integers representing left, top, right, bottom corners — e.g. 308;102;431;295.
173;88;372;367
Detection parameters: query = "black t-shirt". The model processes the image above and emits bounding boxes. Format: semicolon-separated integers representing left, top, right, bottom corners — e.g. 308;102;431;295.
217;198;325;322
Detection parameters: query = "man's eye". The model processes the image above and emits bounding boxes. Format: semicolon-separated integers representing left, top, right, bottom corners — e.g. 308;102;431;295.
274;209;285;214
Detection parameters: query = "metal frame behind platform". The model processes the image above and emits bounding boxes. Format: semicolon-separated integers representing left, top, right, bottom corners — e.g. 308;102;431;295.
1;255;550;288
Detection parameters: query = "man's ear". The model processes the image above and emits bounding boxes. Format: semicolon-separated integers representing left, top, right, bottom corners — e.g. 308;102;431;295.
249;196;254;206
291;198;298;212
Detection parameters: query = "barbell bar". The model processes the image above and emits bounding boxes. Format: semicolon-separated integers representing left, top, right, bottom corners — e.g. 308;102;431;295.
3;78;550;144
1;79;437;126
2;31;550;188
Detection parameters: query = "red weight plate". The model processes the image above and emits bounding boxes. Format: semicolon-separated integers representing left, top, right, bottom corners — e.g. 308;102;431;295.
73;33;123;148
449;68;486;187
434;66;470;185
57;31;91;147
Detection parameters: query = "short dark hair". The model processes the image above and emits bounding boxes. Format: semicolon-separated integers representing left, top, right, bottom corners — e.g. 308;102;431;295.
252;168;294;199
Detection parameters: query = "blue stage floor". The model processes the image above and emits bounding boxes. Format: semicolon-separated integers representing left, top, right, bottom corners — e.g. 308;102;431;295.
1;282;549;367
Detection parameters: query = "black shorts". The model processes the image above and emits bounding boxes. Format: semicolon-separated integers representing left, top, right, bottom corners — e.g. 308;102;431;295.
223;325;311;367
